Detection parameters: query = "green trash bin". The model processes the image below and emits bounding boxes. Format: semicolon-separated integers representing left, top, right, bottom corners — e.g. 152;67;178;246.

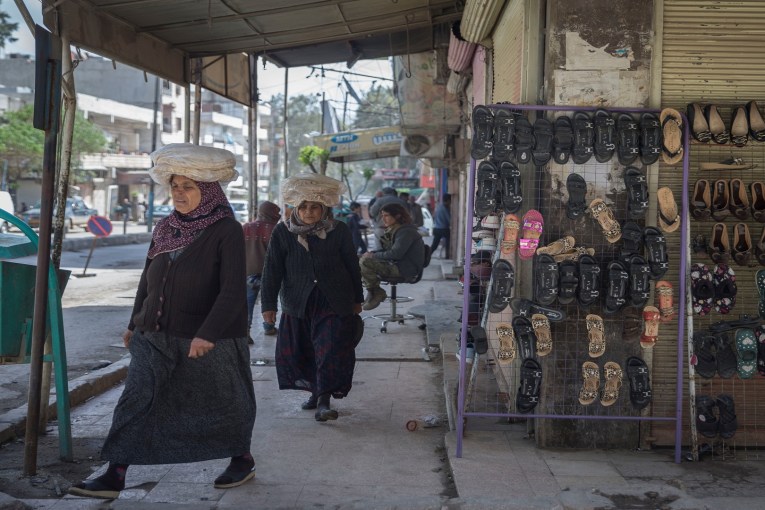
0;260;70;362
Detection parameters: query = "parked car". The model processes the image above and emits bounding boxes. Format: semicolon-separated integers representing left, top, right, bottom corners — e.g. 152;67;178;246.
21;196;98;232
229;200;248;223
421;206;434;236
149;204;174;223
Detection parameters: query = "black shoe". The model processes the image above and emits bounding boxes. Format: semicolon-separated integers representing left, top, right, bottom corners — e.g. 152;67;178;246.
214;461;256;489
315;394;338;422
247;335;254;345
68;477;123;499
301;394;318;410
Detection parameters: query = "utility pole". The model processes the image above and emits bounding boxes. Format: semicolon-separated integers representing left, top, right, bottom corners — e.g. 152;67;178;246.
147;76;159;230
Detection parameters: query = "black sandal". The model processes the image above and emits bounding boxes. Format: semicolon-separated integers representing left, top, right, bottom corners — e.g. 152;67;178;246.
715;333;738;378
509;297;566;322
604;260;629;314
471;105;494;160
492;109;516;162
628;254;651;308
558;260;578;305
624;167;648;220
626;356;652;410
534;254;559;306
532;117;553;167
566;173;587;220
474;161;499;217
692;332;717;379
469;325;489;355
516;358;542;414
514;116;534;165
498;161;523;213
577;254;601;308
644;227;669;278
512;316;537;361
616;113;640;165
621;221;644;257
572;111;594;164
639;113;661;165
552;116;573;164
717;394;738;439
487;259;515;313
593;109;616;162
695;395;718;438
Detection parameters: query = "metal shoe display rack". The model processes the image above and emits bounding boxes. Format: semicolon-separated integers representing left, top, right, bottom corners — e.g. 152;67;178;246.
456;104;686;463
684;105;765;461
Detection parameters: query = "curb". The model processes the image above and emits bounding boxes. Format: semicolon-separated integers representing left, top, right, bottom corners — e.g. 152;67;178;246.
62;232;153;252
0;357;130;445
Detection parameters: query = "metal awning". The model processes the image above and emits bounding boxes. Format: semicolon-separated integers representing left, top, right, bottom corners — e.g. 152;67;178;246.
42;0;463;105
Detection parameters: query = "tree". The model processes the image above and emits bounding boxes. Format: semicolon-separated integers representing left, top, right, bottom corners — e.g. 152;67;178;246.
0;105;44;182
351;84;399;129
0;1;18;50
269;93;322;174
298;145;329;174
70;110;108;183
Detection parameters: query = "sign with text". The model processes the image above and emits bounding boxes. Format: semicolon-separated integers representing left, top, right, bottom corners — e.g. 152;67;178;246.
313;126;403;163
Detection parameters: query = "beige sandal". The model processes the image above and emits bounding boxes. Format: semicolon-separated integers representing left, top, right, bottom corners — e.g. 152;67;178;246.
660;107;683;165
536;235;575;256
553;246;595;263
585;314;605;358
578;361;600;405
657;187;680;233
501;214;520;255
641;306;661;349
531;313;552;357
495;323;516;365
589;198;622;243
600;361;623;407
655;281;675;322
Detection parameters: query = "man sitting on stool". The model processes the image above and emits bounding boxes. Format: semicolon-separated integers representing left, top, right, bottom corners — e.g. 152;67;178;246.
359;203;425;311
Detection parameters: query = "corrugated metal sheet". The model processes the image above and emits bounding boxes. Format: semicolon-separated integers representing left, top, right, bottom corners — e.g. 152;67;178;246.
461;0;506;44
448;28;478;72
657;0;765;454
491;0;525;103
446;70;471;95
472;46;488;106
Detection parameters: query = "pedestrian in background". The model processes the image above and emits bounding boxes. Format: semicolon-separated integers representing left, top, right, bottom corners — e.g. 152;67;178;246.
261;173;363;422
401;192;424;228
347;201;368;255
430;193;451;259
369;187;407;248
243;200;281;343
69;144;256;499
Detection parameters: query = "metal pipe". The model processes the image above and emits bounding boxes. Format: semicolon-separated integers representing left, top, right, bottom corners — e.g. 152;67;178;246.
283;67;288;177
147;75;159;231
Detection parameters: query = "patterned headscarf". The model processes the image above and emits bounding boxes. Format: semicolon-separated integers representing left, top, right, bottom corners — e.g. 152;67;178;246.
286;202;336;251
148;180;233;259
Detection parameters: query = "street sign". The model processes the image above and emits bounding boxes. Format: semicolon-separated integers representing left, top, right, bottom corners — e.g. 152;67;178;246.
87;215;112;237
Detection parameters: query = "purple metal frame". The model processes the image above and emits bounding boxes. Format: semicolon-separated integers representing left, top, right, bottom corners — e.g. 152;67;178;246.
456;104;688;464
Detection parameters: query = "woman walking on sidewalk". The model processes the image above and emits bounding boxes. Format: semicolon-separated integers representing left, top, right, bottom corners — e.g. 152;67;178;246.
69;144;256;499
260;173;364;422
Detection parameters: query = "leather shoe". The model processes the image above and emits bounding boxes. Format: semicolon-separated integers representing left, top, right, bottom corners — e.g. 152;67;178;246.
301;394;317;410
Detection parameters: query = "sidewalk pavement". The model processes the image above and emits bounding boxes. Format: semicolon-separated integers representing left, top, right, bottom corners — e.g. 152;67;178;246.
1;255;764;509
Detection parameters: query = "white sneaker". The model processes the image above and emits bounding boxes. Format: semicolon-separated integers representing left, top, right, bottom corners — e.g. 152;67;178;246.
455;343;476;364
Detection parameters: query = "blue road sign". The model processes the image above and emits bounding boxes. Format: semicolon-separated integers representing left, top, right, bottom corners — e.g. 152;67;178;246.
87;215;113;237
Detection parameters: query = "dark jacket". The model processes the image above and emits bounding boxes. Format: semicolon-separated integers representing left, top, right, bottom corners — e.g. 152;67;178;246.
128;217;247;341
243;201;280;275
373;223;425;278
260;221;364;318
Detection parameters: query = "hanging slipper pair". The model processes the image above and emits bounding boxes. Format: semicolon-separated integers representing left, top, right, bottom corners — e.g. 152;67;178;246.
660;108;683;165
713;263;737;315
691;263;714;316
735;328;757;379
578;361;622;407
519;209;544;260
640;306;661;349
589;198;621;243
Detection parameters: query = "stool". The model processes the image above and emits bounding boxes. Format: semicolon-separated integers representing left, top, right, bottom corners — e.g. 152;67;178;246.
364;275;426;333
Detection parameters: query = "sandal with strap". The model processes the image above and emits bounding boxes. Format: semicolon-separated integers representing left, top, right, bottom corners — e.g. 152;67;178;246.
516;358;542;413
532;117;553;167
531;313;552;357
572;111;594;164
617;113;640;165
621;221;643;257
553;116;573;164
604;260;629;314
585;314;605;358
626;356;651;410
695;395;719;438
536;235;575;256
471;105;494;160
509;297;566;322
553;246;594;263
578;361;600;405
628;254;651;308
577;254;601;308
566;173;588;220
716;394;738;439
474;161;499;217
500;213;520;255
593;109;616;163
519;209;544;261
657;187;680;233
600;361;623;407
639;113;662;165
487;259;515;313
512;316;537;361
495;322;516;365
655;280;675;321
640;306;660;349
498;161;523;213
492;109;516;162
589;198;622;243
644;227;669;278
624;167;648;220
534;254;559;306
660;107;683;165
558;260;578;305
692;332;718;379
514;116;534;165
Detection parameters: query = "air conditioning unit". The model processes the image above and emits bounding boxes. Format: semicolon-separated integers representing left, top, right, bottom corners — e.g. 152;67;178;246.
400;134;446;159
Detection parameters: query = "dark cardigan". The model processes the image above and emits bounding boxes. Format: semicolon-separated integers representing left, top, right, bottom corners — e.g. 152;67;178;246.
128;217;247;341
260;221;364;318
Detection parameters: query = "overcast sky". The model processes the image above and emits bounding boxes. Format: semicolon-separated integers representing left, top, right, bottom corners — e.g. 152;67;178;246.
2;0;393;113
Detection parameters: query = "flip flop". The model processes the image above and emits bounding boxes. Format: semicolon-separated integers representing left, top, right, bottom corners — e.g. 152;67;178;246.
639;113;662;165
552;116;573;164
716;394;738;439
593;109;616;163
716;332;738;379
695;395;719;438
585;314;605;358
498;161;523;214
500;213;520;255
514;116;535;165
655;280;675;322
572;111;594;164
600;361;623;407
474;161;499;217
578;361;600;406
516;358;542;413
589;198;622;243
656;187;680;233
757;269;765;319
532;117;553;167
487;259;515;314
577;254;601;308
624;167;649;220
616;113;640;165
735;328;757;379
566;173;588;220
712;263;737;315
470;105;494;159
531;313;552;357
690;263;714;316
640;305;660;349
519;209;544;260
492;109;516;162
692;332;718;379
558;260;578;305
626;356;651;410
495;322;516;365
536;235;575;256
644;227;669;278
660;107;683;165
512;316;537;361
